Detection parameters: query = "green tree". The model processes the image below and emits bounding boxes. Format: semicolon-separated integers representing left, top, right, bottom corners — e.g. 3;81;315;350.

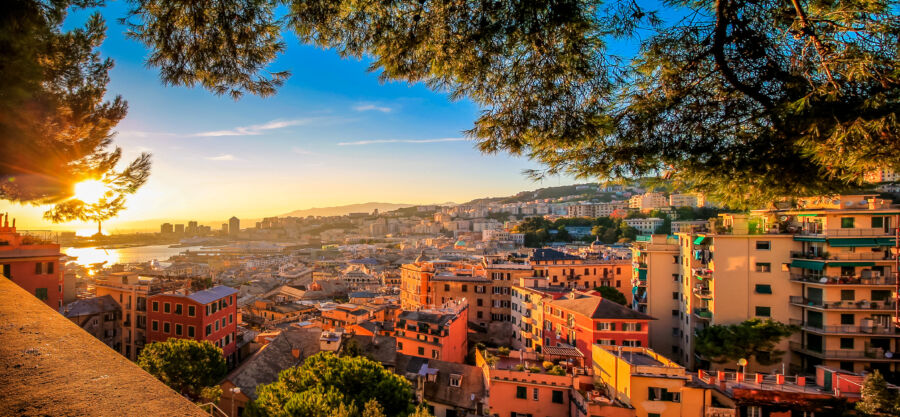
857;370;899;416
119;0;897;208
137;339;227;400
0;0;150;212
593;286;628;306
694;319;798;366
247;352;416;417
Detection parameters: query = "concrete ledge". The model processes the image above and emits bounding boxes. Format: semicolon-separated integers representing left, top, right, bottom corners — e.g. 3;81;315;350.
0;278;207;416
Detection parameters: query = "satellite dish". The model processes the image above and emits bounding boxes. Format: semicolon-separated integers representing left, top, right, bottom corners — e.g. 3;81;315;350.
819;277;828;284
886;351;894;359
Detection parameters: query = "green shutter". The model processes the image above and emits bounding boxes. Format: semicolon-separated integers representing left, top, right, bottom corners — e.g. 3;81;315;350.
826;238;878;247
693;236;709;245
790;260;825;271
827;261;875;267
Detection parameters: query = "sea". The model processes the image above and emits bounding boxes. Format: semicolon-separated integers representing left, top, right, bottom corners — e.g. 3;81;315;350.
63;244;204;267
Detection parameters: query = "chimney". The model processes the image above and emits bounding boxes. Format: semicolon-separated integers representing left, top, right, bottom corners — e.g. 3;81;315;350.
291;348;301;359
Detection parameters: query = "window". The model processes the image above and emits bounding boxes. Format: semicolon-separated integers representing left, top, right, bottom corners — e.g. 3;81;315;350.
229;314;233;324
747;406;763;417
2;264;10;278
477;311;483;319
516;386;527;399
532;388;539;401
449;374;461;387
755;306;771;317
46;262;54;274
672;292;678;300
163;322;170;333
649;414;661;417
163;303;170;313
444;284;450;291
841;290;855;301
215;321;219;331
552;390;563;404
841;217;855;228
397;342;403;350
205;324;212;336
188;326;195;337
417;346;424;355
756;241;771;250
174;304;183;315
477;298;483;306
432;349;439;359
672;310;679;316
841;314;855;325
35;262;42;274
188;305;195;317
872;290;891;301
840;338;854;349
35;288;48;300
648;387;680;402
152;301;159;312
175;324;182;336
221;318;226;328
872;217;884;228
755;263;771;273
152;321;158;331
754;284;772;294
461;284;468;292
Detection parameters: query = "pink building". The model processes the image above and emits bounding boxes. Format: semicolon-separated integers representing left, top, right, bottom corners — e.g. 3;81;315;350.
0;215;63;309
147;286;239;364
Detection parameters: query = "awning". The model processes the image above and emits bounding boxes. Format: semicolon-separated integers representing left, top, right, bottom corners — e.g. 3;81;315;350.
827;238;878;247
790;260;825;271
876;237;898;246
827;261;876;267
797;214;821;217
636;269;647;280
693;236;709;245
755;285;772;294
794;236;826;242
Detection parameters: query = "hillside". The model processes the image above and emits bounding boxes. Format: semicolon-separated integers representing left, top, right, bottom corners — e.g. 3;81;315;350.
279;202;415;218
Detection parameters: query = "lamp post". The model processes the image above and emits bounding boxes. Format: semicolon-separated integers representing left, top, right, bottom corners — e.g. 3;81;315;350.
230;387;241;416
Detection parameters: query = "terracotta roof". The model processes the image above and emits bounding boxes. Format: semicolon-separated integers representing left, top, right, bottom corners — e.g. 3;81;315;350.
61;295;120;317
550;295;655;320
395;354;485;410
224;327;322;399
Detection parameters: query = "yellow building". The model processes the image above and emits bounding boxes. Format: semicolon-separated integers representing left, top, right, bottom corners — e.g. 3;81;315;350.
591;345;717;417
632;235;681;356
510;277;569;353
675;214;797;371
759;195;900;375
94;273;175;360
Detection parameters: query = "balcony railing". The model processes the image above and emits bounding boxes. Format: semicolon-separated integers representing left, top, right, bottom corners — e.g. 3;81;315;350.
790;273;898;286
798;228;894;237
692;287;713;299
789;296;897;311
789;319;900;336
789;341;899;360
693;308;713;320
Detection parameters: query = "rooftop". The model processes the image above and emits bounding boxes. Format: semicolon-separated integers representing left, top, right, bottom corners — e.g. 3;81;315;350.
531;248;583;262
551;294;655;320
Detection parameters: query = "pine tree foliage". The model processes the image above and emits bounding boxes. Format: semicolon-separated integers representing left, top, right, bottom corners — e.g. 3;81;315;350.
0;0;151;210
857;370;900;416
693;319;798;365
121;0;898;208
137;338;227;400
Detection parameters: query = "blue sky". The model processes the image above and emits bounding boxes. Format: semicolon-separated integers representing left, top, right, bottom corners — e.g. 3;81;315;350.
16;1;681;231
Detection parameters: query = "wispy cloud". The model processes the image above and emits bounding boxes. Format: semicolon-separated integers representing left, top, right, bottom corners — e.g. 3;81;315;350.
193;119;309;137
353;104;393;113
337;137;468;146
205;154;237;161
291;147;316;155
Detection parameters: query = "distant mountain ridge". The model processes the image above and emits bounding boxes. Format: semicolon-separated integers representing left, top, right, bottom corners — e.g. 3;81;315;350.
279;202;416;218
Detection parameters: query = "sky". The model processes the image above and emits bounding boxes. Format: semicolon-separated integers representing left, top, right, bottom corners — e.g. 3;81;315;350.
5;1;600;233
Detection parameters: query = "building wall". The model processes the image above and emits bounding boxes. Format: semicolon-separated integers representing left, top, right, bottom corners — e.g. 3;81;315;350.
1;255;62;309
633;235;681;357
147;292;238;359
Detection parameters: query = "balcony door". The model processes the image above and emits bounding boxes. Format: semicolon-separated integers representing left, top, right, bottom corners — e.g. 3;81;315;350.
807;311;823;329
807;287;823;305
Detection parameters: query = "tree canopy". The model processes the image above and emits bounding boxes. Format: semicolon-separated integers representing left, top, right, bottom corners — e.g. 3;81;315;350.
247;352;417;417
119;0;898;208
137;338;227;400
593;286;628;305
1;0;151;212
857;370;900;416
694;319;798;366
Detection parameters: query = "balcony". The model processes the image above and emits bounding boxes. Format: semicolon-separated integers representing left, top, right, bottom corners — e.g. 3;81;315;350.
693;267;713;280
789;296;897;311
693;308;713;320
791;251;896;261
692;287;713;300
797;228;893;237
789;341;900;360
789;319;900;336
790;273;898;286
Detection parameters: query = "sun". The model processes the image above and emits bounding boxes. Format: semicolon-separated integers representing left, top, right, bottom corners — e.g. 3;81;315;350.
74;180;109;204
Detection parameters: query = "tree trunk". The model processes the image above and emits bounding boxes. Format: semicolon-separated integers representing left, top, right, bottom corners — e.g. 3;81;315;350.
97;220;102;236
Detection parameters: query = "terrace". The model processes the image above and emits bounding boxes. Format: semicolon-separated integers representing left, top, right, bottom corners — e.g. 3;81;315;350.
789;296;897;311
789;273;898;286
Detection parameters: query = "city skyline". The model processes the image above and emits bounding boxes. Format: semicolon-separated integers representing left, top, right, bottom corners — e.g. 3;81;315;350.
6;1;577;233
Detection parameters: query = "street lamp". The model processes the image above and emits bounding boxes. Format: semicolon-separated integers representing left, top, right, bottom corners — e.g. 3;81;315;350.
230;387;241;416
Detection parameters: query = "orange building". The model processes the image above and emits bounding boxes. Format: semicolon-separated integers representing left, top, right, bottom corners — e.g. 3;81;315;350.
544;291;653;363
147;286;239;363
394;300;468;363
0;217;64;309
531;249;633;303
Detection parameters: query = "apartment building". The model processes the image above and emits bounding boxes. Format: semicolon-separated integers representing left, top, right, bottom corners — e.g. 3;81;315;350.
62;295;122;351
0;218;64;309
629;192;668;211
543;292;653;362
394;300;468;363
147;285;239;363
624;217;665;235
669;193;699;208
765;195;900;376
675;214;796;371
511;277;570;352
94;272;173;360
432;273;493;327
530;249;632;301
566;202;629;218
631;235;682;356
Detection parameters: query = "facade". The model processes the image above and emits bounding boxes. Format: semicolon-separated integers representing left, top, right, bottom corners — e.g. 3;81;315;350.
624;217;665;235
0;219;64;309
94;272;169;360
566;202;628;218
530;249;632;301
229;216;240;236
432;273;493;327
543;292;653;363
394;300;468;363
62;295;122;351
511;278;570;352
147;285;240;363
631;235;682;355
629;192;668;211
669;193;699;208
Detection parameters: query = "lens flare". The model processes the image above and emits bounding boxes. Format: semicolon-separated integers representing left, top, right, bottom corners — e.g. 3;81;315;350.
74;180;108;204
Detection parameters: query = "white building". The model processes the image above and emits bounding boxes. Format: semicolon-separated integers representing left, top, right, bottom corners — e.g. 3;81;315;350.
624;217;665;234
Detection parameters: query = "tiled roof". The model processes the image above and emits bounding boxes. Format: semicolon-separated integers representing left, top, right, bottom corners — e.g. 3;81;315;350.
224;327;322;399
186;285;238;304
550;295;655;320
61;295;120;317
395;354;485;410
398;310;454;326
431;275;490;282
531;248;583;262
